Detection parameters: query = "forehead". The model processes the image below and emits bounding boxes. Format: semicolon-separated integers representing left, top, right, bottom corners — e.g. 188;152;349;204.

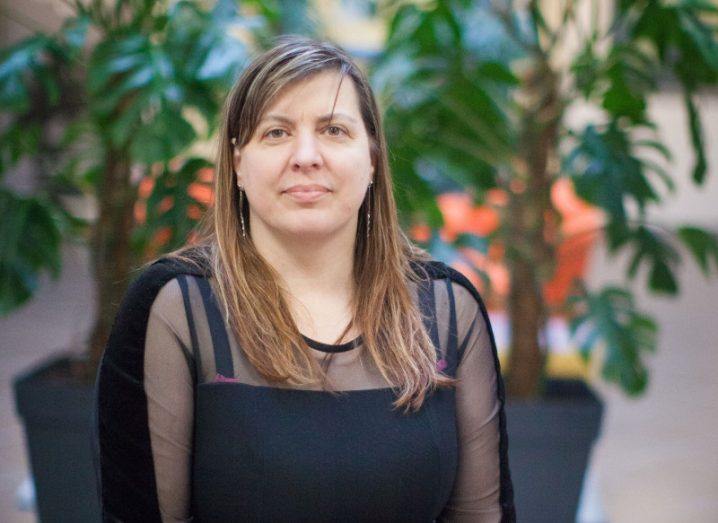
261;69;362;119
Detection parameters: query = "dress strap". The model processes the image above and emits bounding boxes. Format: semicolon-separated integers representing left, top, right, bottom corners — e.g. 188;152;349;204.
417;276;441;354
443;277;459;376
194;277;234;378
176;274;202;383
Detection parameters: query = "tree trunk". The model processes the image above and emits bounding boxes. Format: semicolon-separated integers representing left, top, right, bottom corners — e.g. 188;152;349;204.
505;60;562;398
83;148;135;380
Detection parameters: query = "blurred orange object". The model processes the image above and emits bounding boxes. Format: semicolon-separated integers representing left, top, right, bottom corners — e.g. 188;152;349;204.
134;166;216;254
436;193;500;241
543;177;603;308
427;178;603;310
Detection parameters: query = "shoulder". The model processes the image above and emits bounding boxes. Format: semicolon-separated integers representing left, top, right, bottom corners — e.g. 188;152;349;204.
409;258;487;313
105;249;210;352
124;248;211;309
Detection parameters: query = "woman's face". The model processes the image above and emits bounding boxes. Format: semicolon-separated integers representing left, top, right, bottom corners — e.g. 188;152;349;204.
233;70;375;243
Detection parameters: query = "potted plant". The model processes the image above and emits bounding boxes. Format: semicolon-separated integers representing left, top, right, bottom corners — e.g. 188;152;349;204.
374;0;718;520
1;1;276;519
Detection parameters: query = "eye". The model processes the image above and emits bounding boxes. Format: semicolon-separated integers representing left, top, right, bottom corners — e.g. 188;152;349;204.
325;125;347;137
264;128;287;139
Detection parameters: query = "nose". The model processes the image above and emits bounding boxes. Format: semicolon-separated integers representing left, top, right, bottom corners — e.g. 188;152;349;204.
290;130;323;172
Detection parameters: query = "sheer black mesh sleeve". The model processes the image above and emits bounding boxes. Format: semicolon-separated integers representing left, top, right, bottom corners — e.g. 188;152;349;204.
439;282;503;522
95;271;196;522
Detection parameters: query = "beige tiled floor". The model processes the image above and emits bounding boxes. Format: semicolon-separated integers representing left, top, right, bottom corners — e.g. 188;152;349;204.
585;237;718;522
1;243;95;523
1;238;717;522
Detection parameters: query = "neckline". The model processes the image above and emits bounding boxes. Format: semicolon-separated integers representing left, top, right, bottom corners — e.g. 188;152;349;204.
301;334;363;353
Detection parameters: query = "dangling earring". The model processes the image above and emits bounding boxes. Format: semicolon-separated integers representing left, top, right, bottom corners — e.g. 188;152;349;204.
238;185;246;238
366;180;373;239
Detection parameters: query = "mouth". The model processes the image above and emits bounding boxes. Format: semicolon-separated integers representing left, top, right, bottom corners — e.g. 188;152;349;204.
283;185;331;203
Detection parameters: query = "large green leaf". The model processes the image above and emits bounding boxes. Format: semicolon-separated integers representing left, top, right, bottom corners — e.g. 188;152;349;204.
129;105;196;164
0;190;62;315
568;286;658;396
601;44;657;124
625;225;681;294
0;36;56;111
676;225;718;276
564;122;666;223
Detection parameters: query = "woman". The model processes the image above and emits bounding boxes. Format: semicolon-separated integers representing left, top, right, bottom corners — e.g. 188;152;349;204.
94;36;515;522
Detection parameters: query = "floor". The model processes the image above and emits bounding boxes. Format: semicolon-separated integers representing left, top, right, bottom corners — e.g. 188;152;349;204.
1;237;717;522
582;235;718;522
0;243;95;523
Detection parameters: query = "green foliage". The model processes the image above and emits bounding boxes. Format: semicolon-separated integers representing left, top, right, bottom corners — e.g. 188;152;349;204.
380;0;718;397
610;0;718;183
626;225;681;294
0;190;61;314
375;0;519;228
676;226;718;275
568;286;658;396
563;122;670;223
0;33;69;173
0;0;252;314
85;0;248;158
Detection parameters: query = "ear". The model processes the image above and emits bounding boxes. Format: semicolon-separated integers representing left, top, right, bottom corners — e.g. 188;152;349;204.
232;147;242;186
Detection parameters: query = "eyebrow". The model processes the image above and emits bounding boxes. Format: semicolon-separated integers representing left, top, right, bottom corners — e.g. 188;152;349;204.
259;112;359;125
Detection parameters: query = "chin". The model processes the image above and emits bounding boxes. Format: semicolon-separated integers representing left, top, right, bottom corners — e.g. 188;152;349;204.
277;217;348;239
285;224;340;239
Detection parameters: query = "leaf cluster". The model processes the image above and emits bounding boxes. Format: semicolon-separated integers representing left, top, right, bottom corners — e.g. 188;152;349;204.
0;0;252;313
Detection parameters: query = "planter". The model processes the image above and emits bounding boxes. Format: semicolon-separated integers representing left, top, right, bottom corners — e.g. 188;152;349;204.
14;358;602;522
13;355;100;522
505;378;604;523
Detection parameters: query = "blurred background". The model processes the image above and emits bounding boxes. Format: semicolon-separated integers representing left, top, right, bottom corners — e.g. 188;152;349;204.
1;0;717;521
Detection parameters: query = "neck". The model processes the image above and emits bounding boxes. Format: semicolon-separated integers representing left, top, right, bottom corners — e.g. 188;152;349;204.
250;220;357;302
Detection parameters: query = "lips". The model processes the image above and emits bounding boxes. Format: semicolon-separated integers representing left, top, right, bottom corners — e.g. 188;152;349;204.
284;184;330;194
283;184;330;203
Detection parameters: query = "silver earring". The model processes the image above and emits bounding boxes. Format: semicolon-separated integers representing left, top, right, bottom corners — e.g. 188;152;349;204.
238;185;246;238
366;181;373;239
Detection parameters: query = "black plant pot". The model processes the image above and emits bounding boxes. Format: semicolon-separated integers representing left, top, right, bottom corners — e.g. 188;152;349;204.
505;378;604;523
14;358;603;523
13;355;100;523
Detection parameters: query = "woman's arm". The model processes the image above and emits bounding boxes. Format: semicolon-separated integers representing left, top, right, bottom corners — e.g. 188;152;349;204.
95;274;195;522
440;282;505;522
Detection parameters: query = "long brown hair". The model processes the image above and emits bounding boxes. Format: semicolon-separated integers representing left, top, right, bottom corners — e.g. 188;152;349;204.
161;36;455;412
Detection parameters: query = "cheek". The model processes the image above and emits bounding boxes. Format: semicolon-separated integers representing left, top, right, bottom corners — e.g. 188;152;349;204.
346;151;373;193
239;153;282;190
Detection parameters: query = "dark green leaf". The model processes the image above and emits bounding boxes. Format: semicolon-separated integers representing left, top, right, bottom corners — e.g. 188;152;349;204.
624;225;681;294
648;260;678;294
0;190;63;315
568;286;658;396
130;105;195;163
684;93;708;184
676;225;718;275
564;123;671;223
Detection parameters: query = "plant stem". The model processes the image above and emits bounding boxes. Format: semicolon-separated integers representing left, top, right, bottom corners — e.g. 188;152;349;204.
85;147;135;379
505;56;562;398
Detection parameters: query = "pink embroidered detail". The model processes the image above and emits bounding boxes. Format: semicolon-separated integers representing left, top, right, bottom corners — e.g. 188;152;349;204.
214;373;242;383
436;358;447;372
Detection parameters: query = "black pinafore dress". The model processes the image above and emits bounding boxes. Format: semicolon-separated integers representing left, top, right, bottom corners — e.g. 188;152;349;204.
185;277;461;522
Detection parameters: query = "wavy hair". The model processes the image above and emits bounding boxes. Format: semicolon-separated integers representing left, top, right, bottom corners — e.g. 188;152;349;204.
160;36;455;412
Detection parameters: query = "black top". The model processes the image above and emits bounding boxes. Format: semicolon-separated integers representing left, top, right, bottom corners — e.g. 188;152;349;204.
93;252;515;522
